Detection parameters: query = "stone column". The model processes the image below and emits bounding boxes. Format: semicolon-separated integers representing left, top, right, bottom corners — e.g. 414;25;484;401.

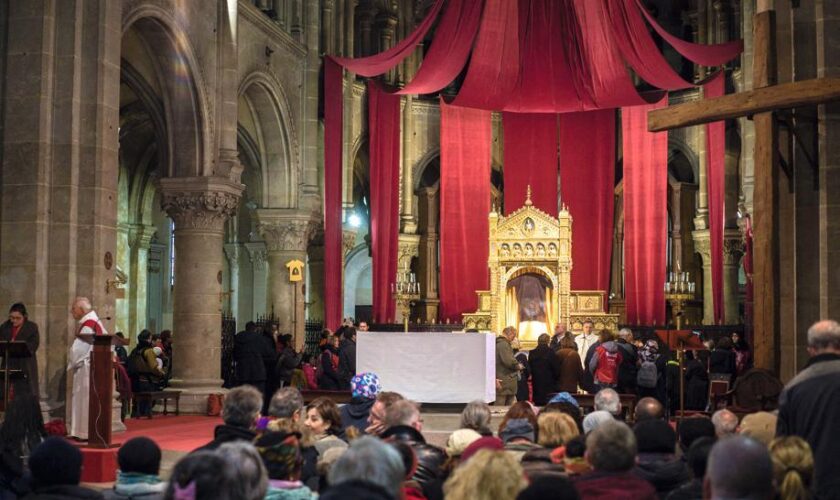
256;211;311;347
417;187;440;322
245;243;269;320
358;2;376;57
322;0;335;57
401;96;417;233
223;243;241;320
159;177;241;407
127;224;156;339
376;11;398;83
692;230;714;325
722;231;744;324
344;0;358;57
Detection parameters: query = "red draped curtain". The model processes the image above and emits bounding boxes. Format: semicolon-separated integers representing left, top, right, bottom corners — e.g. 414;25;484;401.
502;113;558;215
323;58;344;330
559;110;616;298
439;101;491;321
623;97;668;325
705;73;725;324
368;81;400;323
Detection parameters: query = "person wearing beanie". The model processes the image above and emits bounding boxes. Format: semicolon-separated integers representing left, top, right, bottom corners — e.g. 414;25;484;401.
339;372;381;436
445;429;482;459
26;436;103;499
738;411;778;447
500;418;540;463
254;431;317;500
582;410;613;434
676;417;716;453
102;437;165;499
632;419;690;498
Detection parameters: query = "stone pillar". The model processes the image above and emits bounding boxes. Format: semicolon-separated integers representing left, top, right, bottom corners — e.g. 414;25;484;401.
345;0;358;57
127;224;156;339
722;231;744;324
308;242;326;324
245;242;269;320
401;96;417;233
322;0;335;56
223;243;241;320
256;212;311;346
692;230;714;325
159;177;241;408
376;11;398;83
417;187;440;322
358;2;376;57
300;0;322;212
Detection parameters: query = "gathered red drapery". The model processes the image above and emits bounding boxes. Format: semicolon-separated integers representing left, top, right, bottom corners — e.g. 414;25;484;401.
705;73;726;324
623;96;668;325
502;113;558;215
368;81;401;323
439;100;491;322
323;58;344;330
559;110;616;298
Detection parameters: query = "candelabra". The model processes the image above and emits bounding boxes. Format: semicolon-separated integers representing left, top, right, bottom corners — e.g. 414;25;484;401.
391;267;420;333
665;270;695;330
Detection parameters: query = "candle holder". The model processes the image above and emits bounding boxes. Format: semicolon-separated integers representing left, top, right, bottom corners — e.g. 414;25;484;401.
391;267;420;333
664;270;695;329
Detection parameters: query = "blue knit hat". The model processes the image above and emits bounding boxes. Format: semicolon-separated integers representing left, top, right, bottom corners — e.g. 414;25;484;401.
351;372;381;400
548;392;579;408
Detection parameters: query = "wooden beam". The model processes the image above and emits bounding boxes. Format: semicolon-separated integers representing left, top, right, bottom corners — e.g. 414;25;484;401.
751;10;780;372
646;77;840;131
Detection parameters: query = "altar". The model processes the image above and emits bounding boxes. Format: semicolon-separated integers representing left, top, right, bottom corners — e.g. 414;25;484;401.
462;188;618;348
356;331;496;403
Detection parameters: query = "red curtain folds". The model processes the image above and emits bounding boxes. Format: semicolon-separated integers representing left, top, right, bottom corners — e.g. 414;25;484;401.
439;100;491;321
397;0;484;96
705;73;725;323
368;81;401;323
331;0;445;76
323;58;344;330
502;113;558;215
623;96;668;325
634;0;743;67
559;110;616;297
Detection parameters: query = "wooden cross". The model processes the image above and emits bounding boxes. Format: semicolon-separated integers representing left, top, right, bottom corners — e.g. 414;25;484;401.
647;7;840;372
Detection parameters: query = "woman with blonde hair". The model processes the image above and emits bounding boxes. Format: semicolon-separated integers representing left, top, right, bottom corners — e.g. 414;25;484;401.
536;412;579;448
769;436;814;500
443;449;527;500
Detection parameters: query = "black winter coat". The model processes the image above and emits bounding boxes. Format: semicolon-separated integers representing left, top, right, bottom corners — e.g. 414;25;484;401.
338;339;356;388
339;397;374;435
708;349;736;378
777;353;840;500
233;330;275;384
616;339;638;394
528;345;561;405
634;452;690;499
0;320;40;401
381;425;446;500
193;424;257;452
318;346;341;390
22;484;104;499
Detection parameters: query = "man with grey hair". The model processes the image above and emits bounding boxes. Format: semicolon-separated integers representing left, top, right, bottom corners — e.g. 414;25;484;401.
325;436;404;499
268;387;305;426
495;326;522;405
383;399;422;431
594;387;621;417
634;396;664;422
574;420;656;498
704;435;773;500
195;385;262;451
711;409;739;437
777;319;840;498
68;296;108;440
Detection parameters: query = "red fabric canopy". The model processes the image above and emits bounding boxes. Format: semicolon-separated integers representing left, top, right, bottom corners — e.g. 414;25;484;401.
368;81;401;323
323;58;344;330
503;113;558;215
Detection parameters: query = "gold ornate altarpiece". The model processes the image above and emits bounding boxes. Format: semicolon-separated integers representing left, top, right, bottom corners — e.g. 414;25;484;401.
462;189;618;349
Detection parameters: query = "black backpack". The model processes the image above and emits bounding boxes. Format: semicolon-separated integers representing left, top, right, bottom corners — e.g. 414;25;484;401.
126;346;153;378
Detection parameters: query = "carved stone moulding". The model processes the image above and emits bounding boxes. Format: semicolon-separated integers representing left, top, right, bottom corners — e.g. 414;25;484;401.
255;209;316;253
159;176;244;232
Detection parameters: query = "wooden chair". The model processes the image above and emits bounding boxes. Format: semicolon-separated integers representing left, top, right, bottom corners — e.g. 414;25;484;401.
712;368;783;413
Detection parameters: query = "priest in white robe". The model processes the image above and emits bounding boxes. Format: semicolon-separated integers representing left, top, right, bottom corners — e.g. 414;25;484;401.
67;296;107;440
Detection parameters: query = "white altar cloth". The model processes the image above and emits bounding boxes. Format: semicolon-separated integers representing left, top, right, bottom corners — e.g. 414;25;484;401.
356;331;496;403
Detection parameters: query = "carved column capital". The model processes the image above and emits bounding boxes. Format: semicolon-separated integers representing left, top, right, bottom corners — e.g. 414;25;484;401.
723;231;745;266
224;243;241;264
159;177;243;232
128;224;156;250
255;210;316;254
245;242;268;271
692;230;711;261
398;234;420;269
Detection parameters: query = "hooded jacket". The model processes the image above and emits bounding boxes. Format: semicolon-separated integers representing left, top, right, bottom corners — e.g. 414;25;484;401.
589;341;623;385
339;397;375;435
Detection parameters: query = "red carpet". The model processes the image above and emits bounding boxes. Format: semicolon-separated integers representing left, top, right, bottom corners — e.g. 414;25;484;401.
116;415;222;452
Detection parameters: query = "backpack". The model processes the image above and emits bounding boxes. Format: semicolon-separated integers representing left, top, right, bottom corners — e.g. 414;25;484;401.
637;360;658;388
126;346;153;378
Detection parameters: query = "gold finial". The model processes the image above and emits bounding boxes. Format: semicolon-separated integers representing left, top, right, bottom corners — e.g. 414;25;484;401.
525;185;533;206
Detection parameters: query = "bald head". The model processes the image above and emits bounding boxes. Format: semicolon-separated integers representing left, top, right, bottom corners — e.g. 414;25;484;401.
807;320;840;355
705;436;773;500
711;409;739;438
634;397;664;422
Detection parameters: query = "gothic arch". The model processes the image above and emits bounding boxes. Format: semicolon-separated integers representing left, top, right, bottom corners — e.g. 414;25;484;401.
413;148;441;190
122;6;210;177
238;71;298;208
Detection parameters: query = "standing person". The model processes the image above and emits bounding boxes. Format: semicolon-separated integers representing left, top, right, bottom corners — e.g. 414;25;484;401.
233;321;275;393
357;321;370;332
261;326;279;413
113;332;128;366
556;336;583;393
68;296;107;441
495;327;521;406
709;336;737;384
576;321;599;393
529;334;561;405
777;319;840;499
0;303;40;403
337;327;357;389
513;339;529;403
276;334;301;388
732;332;752;376
637;339;666;406
615;328;638;394
548;323;568;352
589;330;622;392
318;335;341;390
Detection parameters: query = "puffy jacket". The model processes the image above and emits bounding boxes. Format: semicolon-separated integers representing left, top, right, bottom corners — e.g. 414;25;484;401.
589;341;623;385
381;425;446;500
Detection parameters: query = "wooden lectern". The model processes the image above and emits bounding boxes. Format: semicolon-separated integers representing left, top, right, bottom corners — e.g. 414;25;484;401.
0;340;31;411
77;334;127;448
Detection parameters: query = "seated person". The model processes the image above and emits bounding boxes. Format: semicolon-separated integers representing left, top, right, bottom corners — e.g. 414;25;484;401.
103;437;165;499
26;437;103;499
194;386;262;452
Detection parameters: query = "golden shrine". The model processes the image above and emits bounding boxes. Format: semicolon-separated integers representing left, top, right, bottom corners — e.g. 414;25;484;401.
462;187;619;349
